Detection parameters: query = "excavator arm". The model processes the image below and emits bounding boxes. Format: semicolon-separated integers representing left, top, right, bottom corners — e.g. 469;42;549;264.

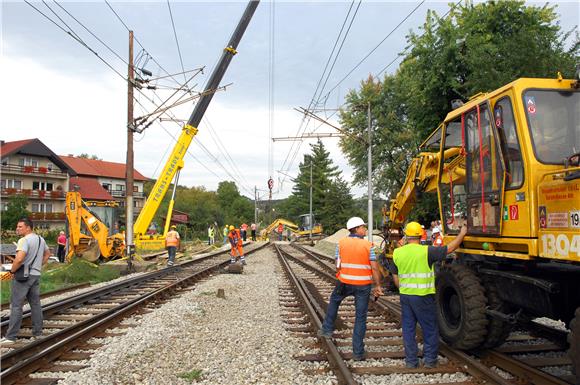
66;192;125;262
388;147;465;228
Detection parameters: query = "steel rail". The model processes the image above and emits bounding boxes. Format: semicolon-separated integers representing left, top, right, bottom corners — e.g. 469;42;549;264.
1;243;269;384
282;244;514;385
479;350;572;385
274;244;358;385
1;244;241;328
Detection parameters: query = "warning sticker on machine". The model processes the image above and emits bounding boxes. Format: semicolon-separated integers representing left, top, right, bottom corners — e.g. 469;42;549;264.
547;212;568;228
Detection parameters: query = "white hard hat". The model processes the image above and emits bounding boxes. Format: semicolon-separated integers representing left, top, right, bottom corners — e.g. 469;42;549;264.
346;217;366;230
432;227;441;234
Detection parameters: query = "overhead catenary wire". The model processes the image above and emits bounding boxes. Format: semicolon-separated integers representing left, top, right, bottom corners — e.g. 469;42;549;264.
166;0;188;86
27;0;253;194
320;0;426;104
277;1;360;190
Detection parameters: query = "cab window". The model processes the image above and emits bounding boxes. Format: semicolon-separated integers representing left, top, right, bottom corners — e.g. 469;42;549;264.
494;97;524;189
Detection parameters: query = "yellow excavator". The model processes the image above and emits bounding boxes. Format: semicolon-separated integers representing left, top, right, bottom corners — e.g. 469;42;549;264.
65;192;125;262
261;215;323;241
381;75;579;375
64;0;260;262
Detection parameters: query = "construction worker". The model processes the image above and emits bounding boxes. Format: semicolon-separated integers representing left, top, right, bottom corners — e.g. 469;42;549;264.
277;223;284;241
228;225;246;265
165;225;180;266
318;217;383;361
250;223;257;241
392;221;467;369
431;227;443;246
208;225;215;245
240;222;248;241
222;224;229;246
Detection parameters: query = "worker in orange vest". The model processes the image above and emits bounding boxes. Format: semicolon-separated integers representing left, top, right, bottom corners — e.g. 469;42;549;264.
165;225;180;266
431;227;444;246
228;225;246;265
318;217;383;361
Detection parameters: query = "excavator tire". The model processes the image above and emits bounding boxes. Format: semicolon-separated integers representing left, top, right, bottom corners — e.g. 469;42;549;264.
436;264;488;350
481;279;513;349
569;307;580;381
80;241;101;262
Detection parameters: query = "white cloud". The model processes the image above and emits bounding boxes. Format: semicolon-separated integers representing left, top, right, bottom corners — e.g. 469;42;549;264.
1;54;365;200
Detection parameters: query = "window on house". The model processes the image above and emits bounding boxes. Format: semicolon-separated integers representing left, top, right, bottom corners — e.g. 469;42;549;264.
1;202;8;211
116;184;125;191
1;179;22;189
133;186;139;192
102;183;111;191
1;158;7;166
32;181;54;191
20;157;38;167
47;163;54;171
32;203;53;213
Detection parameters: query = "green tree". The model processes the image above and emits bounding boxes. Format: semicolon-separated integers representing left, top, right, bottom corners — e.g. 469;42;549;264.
278;141;358;234
1;195;30;231
339;0;578;224
216;181;253;227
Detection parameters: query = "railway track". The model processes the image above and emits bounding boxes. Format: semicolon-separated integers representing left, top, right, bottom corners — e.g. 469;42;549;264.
276;243;576;385
0;242;267;385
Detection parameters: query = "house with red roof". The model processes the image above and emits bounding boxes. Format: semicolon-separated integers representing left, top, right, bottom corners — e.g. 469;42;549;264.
59;155;149;224
1;139;73;229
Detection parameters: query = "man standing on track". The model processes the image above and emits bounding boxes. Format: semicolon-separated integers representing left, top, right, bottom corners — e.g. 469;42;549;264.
250;222;257;241
318;217;383;361
228;225;246;265
392;221;467;368
1;218;51;345
240;222;248;242
165;225;180;266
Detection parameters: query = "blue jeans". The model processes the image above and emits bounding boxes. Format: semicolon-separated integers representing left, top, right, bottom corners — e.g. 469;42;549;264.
6;275;43;339
321;282;371;357
400;294;439;367
167;246;176;264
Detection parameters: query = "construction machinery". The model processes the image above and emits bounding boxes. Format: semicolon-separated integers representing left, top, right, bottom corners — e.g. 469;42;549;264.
65;192;125;262
261;215;323;241
64;1;260;261
381;75;579;372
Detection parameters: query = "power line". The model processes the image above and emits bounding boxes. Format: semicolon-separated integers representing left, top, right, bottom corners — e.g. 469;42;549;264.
320;0;426;103
166;0;187;86
277;1;360;189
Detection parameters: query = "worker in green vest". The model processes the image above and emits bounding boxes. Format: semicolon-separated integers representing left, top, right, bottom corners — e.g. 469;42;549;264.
392;221;467;369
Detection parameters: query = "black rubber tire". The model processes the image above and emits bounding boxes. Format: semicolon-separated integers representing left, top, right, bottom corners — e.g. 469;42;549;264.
569;307;579;383
436;264;488;350
481;279;512;349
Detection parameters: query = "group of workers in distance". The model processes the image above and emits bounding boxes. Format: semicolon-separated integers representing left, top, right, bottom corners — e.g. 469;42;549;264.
319;216;467;368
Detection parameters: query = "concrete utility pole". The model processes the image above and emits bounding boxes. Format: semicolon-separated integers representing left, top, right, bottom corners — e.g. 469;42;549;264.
126;31;135;271
254;186;258;225
367;102;373;243
309;161;313;244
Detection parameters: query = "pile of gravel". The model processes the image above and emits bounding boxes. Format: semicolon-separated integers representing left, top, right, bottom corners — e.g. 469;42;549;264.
49;248;334;385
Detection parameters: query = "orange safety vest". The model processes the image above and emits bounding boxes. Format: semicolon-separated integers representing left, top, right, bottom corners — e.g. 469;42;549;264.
337;236;373;285
433;235;443;246
228;229;242;245
166;230;179;247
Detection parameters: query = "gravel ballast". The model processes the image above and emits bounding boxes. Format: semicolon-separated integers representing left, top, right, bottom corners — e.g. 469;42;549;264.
52;248;334;385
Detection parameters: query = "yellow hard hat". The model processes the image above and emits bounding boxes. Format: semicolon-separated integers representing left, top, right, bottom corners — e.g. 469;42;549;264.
404;221;423;237
171;225;176;229
229;225;235;230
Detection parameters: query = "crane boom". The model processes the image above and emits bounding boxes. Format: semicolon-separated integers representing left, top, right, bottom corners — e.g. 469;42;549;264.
133;0;260;239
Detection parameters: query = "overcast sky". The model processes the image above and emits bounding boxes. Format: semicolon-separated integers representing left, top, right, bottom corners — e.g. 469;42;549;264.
1;1;578;200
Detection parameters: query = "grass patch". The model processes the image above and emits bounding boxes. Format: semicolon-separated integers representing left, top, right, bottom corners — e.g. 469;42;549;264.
1;259;121;303
178;369;203;382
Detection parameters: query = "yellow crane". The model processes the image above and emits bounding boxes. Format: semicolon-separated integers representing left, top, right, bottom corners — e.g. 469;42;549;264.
63;0;260;261
381;75;579;375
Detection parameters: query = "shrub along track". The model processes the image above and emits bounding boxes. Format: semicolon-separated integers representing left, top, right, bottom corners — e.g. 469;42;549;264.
0;242;268;385
276;243;575;385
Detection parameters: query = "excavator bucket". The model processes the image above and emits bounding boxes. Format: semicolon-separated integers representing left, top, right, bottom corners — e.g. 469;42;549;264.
79;241;101;262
